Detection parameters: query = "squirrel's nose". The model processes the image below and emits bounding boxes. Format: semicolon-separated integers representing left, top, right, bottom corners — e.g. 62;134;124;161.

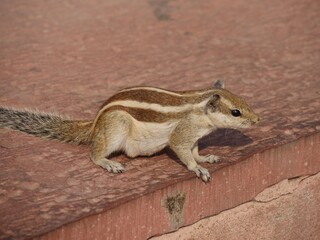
253;116;260;124
251;116;260;125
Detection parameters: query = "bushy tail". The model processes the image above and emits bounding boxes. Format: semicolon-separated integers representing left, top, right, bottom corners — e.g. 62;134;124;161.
0;107;93;145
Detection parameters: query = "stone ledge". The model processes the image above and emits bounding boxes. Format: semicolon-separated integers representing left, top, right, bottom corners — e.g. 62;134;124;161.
32;133;319;240
152;173;320;240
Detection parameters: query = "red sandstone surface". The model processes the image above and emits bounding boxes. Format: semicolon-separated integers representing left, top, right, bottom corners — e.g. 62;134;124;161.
0;0;319;239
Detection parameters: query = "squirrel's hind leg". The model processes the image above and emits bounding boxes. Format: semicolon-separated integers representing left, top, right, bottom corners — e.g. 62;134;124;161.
90;112;131;173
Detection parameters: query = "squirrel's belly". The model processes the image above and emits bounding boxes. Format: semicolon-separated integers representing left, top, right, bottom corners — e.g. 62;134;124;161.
125;138;167;157
124;120;178;158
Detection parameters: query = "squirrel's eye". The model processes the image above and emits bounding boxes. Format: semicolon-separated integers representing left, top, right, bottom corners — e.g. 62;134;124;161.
231;109;241;117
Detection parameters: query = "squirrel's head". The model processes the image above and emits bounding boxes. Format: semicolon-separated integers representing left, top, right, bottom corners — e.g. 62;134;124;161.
204;80;260;129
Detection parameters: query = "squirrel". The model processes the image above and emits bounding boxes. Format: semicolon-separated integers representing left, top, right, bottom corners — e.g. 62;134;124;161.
0;80;259;182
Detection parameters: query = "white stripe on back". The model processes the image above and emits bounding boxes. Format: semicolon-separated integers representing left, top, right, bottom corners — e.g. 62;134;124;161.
102;99;209;113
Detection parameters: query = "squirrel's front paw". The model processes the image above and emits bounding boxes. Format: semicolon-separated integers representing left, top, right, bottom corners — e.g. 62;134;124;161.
193;165;211;182
97;159;125;173
196;154;220;163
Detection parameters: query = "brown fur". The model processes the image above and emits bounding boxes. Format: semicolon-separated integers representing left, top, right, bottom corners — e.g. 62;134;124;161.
101;88;214;107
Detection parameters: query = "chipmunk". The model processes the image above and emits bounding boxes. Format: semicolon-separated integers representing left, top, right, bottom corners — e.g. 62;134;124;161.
0;80;259;182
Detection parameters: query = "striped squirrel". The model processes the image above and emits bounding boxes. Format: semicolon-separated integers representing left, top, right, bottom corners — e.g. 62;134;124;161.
0;80;259;182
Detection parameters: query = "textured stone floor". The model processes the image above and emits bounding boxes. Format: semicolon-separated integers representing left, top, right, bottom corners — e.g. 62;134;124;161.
0;0;319;239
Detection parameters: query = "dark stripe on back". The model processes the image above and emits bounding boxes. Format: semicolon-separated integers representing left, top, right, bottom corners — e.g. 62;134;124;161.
101;88;215;108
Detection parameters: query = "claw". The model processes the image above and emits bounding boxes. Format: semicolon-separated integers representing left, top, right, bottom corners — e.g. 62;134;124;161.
193;165;211;183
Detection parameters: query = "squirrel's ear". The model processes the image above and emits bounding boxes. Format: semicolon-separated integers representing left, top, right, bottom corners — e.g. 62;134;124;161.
205;94;220;114
213;80;224;89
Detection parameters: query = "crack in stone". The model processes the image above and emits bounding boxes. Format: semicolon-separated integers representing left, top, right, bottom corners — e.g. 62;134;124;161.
254;174;313;203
